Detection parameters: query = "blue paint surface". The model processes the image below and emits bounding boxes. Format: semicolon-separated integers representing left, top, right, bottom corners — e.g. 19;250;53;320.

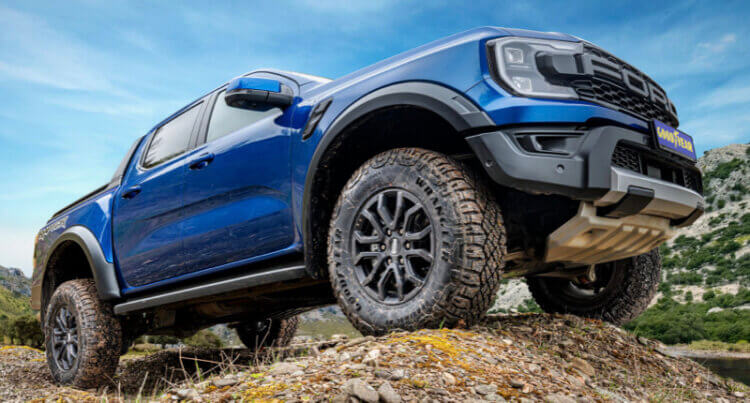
33;27;682;295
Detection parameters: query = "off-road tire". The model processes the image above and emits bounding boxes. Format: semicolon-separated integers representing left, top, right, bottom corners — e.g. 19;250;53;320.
236;316;299;350
328;148;507;335
44;279;122;388
527;249;661;325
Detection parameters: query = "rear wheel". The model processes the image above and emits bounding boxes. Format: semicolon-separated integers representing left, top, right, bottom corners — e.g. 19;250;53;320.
328;148;507;335
526;249;661;325
236;316;299;350
44;279;122;388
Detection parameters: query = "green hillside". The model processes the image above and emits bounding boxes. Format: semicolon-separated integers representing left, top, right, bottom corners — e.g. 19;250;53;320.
0;285;32;321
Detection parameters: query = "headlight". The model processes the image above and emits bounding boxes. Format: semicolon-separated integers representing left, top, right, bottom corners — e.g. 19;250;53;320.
488;37;582;99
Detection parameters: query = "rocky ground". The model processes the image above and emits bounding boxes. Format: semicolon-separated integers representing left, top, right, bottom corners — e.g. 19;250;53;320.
1;314;748;402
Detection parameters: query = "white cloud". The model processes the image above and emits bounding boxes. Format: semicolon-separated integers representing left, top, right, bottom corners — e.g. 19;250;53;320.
692;33;737;66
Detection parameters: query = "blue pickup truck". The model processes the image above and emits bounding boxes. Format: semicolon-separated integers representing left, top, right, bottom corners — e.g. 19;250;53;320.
31;27;704;386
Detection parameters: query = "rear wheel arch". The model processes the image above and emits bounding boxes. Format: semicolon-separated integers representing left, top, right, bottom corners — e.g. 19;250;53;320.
302;82;495;278
39;226;121;319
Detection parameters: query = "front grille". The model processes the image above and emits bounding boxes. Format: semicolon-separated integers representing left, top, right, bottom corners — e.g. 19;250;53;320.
611;143;703;194
563;44;679;127
572;79;678;127
611;143;641;172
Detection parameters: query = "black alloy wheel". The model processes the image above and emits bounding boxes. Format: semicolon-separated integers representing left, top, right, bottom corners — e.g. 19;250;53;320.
351;189;435;304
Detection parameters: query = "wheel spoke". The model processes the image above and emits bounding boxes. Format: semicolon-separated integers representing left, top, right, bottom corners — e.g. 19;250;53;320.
354;230;381;244
390;191;404;230
403;260;425;287
56;310;67;332
360;210;385;237
392;265;405;301
354;251;381;264
402;205;421;227
405;225;432;241
406;249;434;264
376;193;394;229
376;266;391;301
55;342;66;361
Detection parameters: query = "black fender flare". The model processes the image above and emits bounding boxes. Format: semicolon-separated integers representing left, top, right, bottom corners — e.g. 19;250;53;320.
301;81;494;277
40;225;121;304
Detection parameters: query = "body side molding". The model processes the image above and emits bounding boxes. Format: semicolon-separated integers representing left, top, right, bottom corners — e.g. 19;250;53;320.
113;264;307;314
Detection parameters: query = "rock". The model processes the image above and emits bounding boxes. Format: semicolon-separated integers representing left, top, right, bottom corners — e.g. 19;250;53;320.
733;391;746;398
569;357;595;377
331;392;350;403
211;377;238;388
291;370;305;377
501;338;513;345
391;369;406;380
527;363;541;373
521;383;532;394
337;352;352;362
270;362;299;375
175;388;199;400
363;348;381;366
378;381;402;403
509;378;524;388
544;393;576;403
707;307;724;314
442;372;457;385
475;384;497;395
343;378;379;403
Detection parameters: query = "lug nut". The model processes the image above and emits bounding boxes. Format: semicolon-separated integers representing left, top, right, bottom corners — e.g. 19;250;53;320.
380;244;386;251
405;242;410;249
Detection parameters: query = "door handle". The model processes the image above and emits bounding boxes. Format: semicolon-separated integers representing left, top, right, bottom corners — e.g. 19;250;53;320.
121;185;142;199
189;153;215;170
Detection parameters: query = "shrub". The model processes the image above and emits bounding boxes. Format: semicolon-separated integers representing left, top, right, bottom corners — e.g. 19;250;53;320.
4;315;44;349
183;329;223;348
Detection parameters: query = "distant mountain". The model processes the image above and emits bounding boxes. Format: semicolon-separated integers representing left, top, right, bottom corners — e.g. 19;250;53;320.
0;265;31;297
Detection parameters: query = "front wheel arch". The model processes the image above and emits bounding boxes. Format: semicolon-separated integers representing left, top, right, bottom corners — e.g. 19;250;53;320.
302;82;495;279
36;226;121;316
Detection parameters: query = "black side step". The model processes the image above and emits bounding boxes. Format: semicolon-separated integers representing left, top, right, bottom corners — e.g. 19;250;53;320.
113;265;307;315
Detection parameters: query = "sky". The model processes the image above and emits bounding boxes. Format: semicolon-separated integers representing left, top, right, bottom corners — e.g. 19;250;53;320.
1;0;749;275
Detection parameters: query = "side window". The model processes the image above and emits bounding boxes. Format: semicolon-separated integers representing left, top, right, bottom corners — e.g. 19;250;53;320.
143;104;202;168
205;90;280;143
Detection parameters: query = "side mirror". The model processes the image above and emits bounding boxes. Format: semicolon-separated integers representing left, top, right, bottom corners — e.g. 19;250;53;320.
225;77;294;110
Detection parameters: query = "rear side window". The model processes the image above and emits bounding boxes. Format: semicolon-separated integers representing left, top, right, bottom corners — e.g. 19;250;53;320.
143;104;202;168
205;90;279;143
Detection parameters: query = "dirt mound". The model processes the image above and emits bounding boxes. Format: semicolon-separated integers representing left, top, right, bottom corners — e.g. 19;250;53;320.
2;314;747;402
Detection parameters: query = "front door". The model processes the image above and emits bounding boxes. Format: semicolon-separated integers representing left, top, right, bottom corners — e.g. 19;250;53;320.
180;74;297;274
112;101;204;291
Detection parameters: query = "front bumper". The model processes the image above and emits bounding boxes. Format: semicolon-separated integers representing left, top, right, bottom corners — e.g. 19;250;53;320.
466;124;705;264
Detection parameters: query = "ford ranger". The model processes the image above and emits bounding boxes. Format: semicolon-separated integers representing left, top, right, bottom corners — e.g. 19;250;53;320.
31;27;704;387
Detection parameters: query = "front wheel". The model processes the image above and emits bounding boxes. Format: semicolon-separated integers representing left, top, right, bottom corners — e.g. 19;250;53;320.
44;279;122;388
328;148;507;335
526;249;661;325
